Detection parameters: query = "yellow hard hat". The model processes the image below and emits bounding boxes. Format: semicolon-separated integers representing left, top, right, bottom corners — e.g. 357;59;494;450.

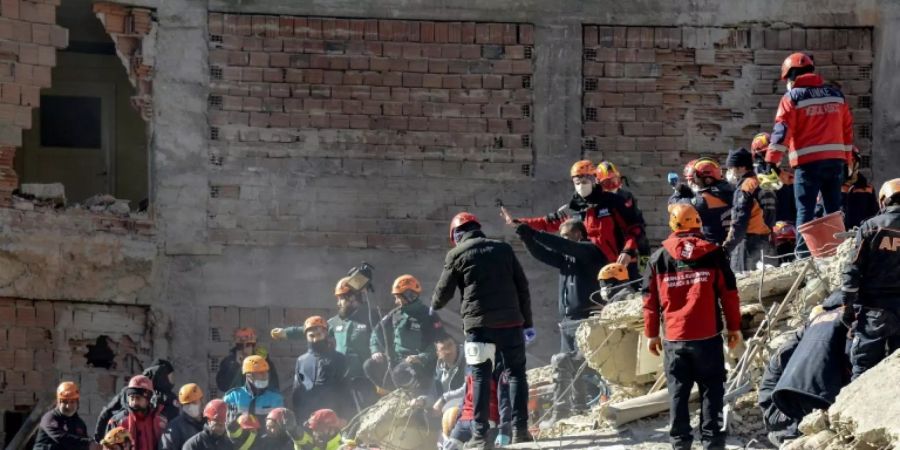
242;355;269;374
668;203;702;233
178;383;204;405
598;263;629;282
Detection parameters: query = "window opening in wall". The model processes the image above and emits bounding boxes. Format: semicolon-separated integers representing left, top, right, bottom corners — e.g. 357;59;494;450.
522;75;532;89
583;48;597;61
85;335;116;369
585;78;598;91
585;107;598;121
3;411;35;448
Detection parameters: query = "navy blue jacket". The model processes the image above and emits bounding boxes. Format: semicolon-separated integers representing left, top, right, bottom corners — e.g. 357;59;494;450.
669;181;734;245
841;205;900;310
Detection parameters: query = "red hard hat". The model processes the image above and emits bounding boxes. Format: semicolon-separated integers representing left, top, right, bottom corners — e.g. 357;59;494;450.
449;212;479;245
203;399;227;423
692;158;722;181
683;159;697;182
127;375;154;393
267;407;288;422
773;221;797;244
780;52;814;80
308;409;344;431
751;132;771;157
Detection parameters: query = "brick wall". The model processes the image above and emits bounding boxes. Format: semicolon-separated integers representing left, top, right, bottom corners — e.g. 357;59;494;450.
206;14;536;249
582;26;873;240
0;298;152;442
0;0;67;206
207;305;329;398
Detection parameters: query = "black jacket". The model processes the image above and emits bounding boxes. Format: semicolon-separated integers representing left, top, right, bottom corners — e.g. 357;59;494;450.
94;387;127;442
144;359;180;421
292;343;348;420
217;350;281;393
758;330;801;437
516;224;606;320
158;411;203;450
668;180;734;245
841;205;900;310
33;409;91;450
431;230;533;331
182;427;235;450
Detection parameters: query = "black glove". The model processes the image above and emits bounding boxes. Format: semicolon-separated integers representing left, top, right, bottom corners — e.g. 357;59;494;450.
764;162;781;175
674;183;693;198
515;223;535;239
841;305;856;327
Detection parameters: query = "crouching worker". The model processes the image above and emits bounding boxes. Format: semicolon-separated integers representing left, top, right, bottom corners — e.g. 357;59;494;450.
841;178;900;380
183;399;234;450
643;204;742;450
592;263;636;308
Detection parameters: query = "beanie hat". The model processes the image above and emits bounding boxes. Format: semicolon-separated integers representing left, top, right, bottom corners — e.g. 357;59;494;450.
725;147;753;169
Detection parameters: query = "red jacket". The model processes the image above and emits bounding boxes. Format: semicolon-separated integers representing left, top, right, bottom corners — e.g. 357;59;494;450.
766;73;853;168
642;233;741;341
519;190;644;263
108;407;166;450
459;374;500;423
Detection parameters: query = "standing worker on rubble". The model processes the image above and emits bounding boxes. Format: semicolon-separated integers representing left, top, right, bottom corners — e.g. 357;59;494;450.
723;147;776;272
292;315;348;421
224;355;284;423
272;276;379;408
502;160;645;271
669;157;734;246
837;147;880;229
217;328;279;393
432;212;534;449
511;218;605;423
752;132;797;225
365;274;444;394
596;161;650;277
763;52;854;254
840;178;900;380
643;204;743;450
34;382;92;450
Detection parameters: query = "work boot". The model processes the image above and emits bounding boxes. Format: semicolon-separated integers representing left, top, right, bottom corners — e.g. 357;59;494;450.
463;434;494;450
511;428;534;444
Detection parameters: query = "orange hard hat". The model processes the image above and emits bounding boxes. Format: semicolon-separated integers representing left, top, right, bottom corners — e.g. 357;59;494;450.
879;178;900;207
178;383;204;405
598;263;629;283
203;399;227;423
391;274;422;295
781;52;814;80
234;327;257;344
303;315;328;331
668;203;702;232
570;160;595;178
238;413;261;430
56;382;80;401
449;212;479;245
101;427;132;446
334;276;353;297
308;409;344;431
751;132;771;156
692;158;722;181
242;355;269;374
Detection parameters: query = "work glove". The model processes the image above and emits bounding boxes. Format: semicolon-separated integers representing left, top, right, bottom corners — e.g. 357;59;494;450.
523;328;537;344
495;434;511;446
271;328;287;340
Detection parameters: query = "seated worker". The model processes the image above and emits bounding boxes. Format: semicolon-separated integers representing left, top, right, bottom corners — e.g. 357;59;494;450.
217;328;279;393
159;383;205;450
224;355;284;423
669;157;734;246
411;334;466;413
596;161;650;278
752;132;797;224
365;275;444;393
591;263;636;308
272;276;379;409
34;382;91;450
723;148;775;273
502;160;645;268
758;293;851;447
106;375;167;450
99;427;133;450
292;316;349;421
183;400;234;450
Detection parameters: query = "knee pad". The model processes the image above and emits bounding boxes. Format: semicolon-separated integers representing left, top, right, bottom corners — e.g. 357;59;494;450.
464;342;496;365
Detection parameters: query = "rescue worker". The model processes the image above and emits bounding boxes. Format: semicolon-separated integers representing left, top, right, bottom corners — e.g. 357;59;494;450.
643;204;742;450
432;212;534;448
272;276;378;408
183;399;234;450
294;409;345;450
592;262;636;307
764;52;854;253
411;334;466;413
596;161;650;277
752;132;797;224
723;147;775;273
292;316;349;421
217;328;279;393
34;381;91;450
106;375;167;450
224;355;285;422
669;157;734;245
841;178;900;379
99;427;132;450
772;221;798;265
839;146;880;229
159;383;205;450
94;359;180;440
502;160;645;269
365;274;444;393
226;413;262;450
513;218;605;422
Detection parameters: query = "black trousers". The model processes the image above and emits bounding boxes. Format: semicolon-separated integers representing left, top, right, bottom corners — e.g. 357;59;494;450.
551;322;596;414
663;335;727;450
466;326;528;437
850;306;900;380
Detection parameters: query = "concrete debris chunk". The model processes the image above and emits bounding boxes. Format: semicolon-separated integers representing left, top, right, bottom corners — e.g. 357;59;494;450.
15;182;66;208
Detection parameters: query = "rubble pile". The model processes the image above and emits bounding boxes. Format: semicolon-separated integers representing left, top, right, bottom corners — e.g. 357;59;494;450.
784;351;900;450
347;389;436;450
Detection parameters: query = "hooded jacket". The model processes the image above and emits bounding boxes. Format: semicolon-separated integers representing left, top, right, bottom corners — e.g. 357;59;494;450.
34;408;91;450
642;232;741;341
515;223;607;320
292;340;348;420
158;410;204;450
725;172;773;253
106;404;167;450
432;229;533;331
518;190;645;263
144;359;179;421
766;73;854;168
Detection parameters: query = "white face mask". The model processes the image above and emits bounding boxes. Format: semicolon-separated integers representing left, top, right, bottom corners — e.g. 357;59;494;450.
786;80;794;91
252;379;269;390
574;182;593;198
183;403;202;419
726;169;740;185
599;286;612;303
